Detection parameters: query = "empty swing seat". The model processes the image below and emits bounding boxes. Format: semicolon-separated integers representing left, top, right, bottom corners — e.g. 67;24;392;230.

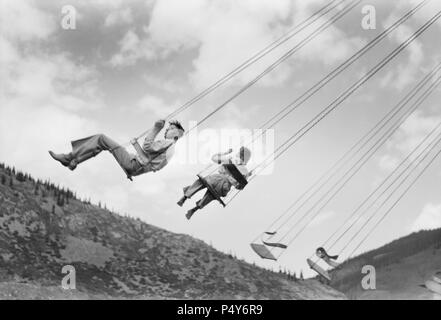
262;241;288;249
250;243;278;261
425;280;441;295
307;258;331;281
433;272;441;284
261;232;287;249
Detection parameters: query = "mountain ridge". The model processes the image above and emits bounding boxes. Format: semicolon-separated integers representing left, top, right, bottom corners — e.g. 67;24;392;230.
330;227;441;299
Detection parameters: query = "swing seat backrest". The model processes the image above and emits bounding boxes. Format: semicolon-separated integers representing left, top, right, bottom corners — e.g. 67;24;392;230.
261;231;287;249
131;140;150;166
222;163;248;189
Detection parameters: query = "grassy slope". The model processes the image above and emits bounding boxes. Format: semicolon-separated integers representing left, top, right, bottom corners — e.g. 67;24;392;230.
0;165;345;300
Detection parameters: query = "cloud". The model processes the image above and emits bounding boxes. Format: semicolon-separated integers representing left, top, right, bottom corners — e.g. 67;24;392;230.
0;100;98;174
379;13;425;90
392;111;440;154
378;154;401;171
107;0;364;91
109;29;156;67
0;0;56;41
104;7;133;27
0;0;104;191
409;0;441;28
377;111;441;171
309;210;337;227
136;93;178;117
411;203;441;231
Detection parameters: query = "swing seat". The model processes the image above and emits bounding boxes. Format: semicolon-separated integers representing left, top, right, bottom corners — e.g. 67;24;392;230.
250;243;278;261
112;138;150;181
424;280;441;295
197;175;226;207
222;163;248;190
434;273;441;284
131;139;150;166
307;258;331;281
261;231;287;249
262;241;288;249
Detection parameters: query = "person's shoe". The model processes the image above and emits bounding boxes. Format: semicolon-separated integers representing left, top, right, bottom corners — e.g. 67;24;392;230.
177;196;187;207
49;151;71;166
49;151;77;171
67;159;78;171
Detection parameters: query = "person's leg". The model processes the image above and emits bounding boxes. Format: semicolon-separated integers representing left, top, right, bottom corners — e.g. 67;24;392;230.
48;151;74;169
186;191;215;220
196;191;215;209
50;134;137;174
110;144;139;175
177;179;205;207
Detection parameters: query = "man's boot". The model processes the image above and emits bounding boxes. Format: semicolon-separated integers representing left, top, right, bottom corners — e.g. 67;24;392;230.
177;196;188;207
186;207;199;220
48;151;77;171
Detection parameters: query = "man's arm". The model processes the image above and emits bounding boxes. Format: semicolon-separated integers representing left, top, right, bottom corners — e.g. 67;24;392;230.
244;169;253;178
143;119;166;152
211;148;233;164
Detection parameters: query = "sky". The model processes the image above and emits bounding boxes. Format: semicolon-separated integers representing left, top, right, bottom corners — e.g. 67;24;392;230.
1;0;441;276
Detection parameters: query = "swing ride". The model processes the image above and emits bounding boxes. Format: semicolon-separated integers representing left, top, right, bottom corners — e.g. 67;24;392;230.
250;1;440;263
107;0;361;182
51;0;441;282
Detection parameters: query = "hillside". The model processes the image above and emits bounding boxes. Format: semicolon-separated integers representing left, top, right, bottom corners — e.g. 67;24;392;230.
330;228;441;300
0;163;345;300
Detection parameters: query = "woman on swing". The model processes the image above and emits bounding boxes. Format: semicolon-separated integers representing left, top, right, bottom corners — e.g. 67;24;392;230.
48;119;185;178
177;146;252;220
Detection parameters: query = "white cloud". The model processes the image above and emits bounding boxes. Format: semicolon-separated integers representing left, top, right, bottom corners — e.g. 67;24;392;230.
377;111;441;171
104;7;133;27
0;100;98;173
109;29;156;67
108;0;364;90
393;111;440;154
0;0;103;189
378;154;401;171
380;15;425;90
136;93;179;118
412;203;441;231
409;0;441;28
309;210;337;227
0;0;56;41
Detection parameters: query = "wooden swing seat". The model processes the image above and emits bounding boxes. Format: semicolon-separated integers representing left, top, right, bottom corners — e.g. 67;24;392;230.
222;163;248;190
425;280;441;295
250;243;278;261
307;258;331;281
113;139;151;181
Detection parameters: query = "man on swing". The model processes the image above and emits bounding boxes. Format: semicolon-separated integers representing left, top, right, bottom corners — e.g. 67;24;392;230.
49;119;185;178
177;146;252;220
